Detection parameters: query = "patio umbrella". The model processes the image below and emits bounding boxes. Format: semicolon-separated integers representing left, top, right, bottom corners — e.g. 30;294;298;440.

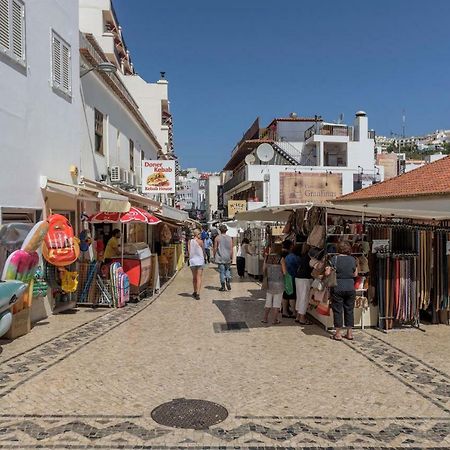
88;206;161;263
88;207;161;224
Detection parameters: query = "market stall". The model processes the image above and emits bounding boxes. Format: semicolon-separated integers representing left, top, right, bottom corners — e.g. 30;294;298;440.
236;203;450;331
81;207;161;305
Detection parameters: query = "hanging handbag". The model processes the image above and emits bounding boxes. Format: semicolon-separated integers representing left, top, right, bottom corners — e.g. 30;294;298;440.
357;255;370;273
284;273;294;295
307;225;325;248
311;278;325;291
316;289;331;316
325;256;337;288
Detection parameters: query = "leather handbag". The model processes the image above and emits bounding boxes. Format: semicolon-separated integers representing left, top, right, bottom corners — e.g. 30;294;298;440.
307;225;325;248
358;255;370;273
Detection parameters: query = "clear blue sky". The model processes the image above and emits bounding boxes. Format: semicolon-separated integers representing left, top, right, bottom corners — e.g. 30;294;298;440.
114;0;450;171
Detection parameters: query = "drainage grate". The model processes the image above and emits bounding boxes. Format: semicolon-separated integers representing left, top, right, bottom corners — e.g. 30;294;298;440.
151;398;228;429
213;321;249;333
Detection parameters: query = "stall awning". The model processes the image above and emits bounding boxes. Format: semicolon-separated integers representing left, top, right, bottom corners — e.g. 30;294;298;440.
235;202;450;222
81;178;161;211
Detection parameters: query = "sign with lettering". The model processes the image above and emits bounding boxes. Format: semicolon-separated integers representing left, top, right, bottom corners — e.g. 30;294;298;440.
141;160;175;194
227;200;247;218
279;173;342;204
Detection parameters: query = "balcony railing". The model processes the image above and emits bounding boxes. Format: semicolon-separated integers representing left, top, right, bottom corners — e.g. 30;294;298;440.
223;165;246;192
304;124;352;140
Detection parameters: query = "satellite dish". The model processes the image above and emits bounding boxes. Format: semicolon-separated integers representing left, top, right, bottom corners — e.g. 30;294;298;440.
245;154;256;165
256;143;274;162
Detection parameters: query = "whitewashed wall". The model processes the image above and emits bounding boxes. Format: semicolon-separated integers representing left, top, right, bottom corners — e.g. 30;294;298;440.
0;0;80;209
80;72;159;182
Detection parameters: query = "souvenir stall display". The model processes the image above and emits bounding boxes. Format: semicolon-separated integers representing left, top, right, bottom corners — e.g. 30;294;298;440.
41;214;80;314
1;220;50;338
77;207;159;307
244;225;266;277
306;207;377;329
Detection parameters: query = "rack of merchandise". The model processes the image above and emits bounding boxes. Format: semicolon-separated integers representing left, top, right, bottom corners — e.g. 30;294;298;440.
244;225;266;277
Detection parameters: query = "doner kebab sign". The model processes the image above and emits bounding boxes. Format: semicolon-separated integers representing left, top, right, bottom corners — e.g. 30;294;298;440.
142;160;176;194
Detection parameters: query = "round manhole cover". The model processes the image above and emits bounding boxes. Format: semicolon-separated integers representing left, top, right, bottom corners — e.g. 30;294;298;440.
151;398;228;430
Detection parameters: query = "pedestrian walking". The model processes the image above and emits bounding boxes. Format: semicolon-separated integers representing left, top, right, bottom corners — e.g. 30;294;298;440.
262;247;286;325
236;238;251;278
204;234;213;263
281;240;299;318
294;243;313;324
188;229;205;300
325;241;357;341
214;224;233;291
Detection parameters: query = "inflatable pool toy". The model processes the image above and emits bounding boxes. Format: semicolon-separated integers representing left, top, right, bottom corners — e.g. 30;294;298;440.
22;220;49;252
42;214;80;267
0;280;27;337
0;280;27;314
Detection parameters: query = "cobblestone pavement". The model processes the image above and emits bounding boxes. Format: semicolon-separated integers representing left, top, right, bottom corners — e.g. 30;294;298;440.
1;266;450;449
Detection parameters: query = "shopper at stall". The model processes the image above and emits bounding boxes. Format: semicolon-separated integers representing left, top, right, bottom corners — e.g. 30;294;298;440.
204;234;213;264
214;224;233;291
104;229;121;261
282;240;299;318
236;238;251;278
262;247;286;325
326;241;357;341
294;243;313;324
188;229;205;300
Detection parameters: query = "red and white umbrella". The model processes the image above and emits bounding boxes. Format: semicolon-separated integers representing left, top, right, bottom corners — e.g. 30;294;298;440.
88;207;161;224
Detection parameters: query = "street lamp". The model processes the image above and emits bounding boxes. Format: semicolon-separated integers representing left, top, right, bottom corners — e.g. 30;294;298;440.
80;62;117;78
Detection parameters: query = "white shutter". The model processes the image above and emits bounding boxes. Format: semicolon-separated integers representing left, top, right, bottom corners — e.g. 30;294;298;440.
62;43;70;92
11;0;24;60
0;0;10;50
52;34;61;86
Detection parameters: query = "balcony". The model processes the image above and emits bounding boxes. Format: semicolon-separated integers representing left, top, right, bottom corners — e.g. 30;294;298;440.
223;165;246;192
305;124;352;141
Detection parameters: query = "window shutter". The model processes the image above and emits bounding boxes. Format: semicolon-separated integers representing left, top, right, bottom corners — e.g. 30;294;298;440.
52;34;61;86
0;0;10;50
11;0;24;59
62;43;70;92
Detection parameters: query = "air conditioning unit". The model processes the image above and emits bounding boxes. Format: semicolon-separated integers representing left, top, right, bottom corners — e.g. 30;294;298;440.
110;166;121;183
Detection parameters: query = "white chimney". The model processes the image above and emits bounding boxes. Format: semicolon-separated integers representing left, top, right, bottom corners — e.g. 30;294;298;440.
354;111;368;141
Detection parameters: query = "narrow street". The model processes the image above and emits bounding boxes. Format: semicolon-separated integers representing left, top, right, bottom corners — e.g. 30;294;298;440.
1;267;450;448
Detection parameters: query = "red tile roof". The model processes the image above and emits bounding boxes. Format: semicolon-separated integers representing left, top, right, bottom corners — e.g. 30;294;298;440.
337;155;450;201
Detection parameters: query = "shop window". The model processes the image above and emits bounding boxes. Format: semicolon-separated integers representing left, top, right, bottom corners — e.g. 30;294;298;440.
129;139;134;171
95;109;104;155
0;0;26;67
51;30;71;97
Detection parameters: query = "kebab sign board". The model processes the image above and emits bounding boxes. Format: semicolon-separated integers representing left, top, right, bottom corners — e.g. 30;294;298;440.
142;160;176;194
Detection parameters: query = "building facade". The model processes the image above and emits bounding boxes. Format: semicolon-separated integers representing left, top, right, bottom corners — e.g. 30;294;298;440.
221;112;382;215
0;0;80;221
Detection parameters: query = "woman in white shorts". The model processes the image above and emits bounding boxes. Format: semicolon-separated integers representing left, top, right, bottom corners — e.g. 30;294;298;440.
188;229;205;300
262;251;286;325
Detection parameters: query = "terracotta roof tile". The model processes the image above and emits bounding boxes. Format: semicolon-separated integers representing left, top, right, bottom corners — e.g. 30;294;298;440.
337;155;450;201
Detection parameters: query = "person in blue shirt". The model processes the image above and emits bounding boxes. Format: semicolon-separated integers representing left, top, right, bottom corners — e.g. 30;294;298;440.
204;234;213;263
282;240;301;318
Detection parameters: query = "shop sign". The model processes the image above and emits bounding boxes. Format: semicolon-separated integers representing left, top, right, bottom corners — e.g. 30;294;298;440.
141;160;175;194
217;185;224;211
228;200;247;218
372;239;390;253
376;153;398;179
279;173;342;205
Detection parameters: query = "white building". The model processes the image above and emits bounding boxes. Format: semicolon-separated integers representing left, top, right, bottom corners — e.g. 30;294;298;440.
79;0;175;160
205;175;220;221
221;112;382;212
0;0;80;221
